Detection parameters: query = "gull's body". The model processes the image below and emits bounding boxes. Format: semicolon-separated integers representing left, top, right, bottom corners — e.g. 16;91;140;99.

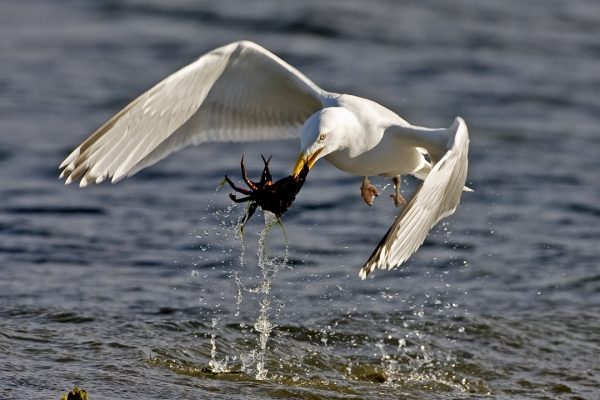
59;40;470;279
317;95;433;178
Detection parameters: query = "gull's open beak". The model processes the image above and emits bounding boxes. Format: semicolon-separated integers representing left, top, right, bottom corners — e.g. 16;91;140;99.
292;148;323;177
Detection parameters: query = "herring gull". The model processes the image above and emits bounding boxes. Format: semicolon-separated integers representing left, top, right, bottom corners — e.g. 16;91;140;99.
59;40;471;279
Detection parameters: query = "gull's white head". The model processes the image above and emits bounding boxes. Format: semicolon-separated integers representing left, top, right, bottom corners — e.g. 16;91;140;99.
293;107;357;177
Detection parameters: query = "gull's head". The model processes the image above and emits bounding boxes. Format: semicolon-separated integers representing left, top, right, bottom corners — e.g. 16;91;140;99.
293;107;357;177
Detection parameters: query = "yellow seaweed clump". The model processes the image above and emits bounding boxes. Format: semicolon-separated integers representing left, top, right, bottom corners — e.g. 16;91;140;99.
60;386;88;400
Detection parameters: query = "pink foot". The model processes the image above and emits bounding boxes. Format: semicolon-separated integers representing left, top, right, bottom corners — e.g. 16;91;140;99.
361;179;379;206
390;192;407;208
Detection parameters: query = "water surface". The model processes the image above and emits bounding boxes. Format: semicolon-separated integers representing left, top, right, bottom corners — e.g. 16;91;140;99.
1;1;599;398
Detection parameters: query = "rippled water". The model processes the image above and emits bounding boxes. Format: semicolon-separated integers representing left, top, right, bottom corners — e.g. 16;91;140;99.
1;0;599;398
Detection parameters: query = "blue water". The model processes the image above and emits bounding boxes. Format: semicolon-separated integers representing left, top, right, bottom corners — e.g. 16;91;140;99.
1;0;599;398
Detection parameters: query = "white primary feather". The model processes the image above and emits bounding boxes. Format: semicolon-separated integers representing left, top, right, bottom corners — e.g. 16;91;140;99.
59;41;331;186
359;117;469;279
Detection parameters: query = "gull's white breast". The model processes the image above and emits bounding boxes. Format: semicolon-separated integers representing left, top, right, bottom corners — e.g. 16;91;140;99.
325;134;426;177
323;94;427;177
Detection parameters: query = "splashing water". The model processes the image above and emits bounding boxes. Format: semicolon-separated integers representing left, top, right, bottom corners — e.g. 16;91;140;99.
252;211;288;380
208;318;229;373
208;206;289;380
201;201;469;387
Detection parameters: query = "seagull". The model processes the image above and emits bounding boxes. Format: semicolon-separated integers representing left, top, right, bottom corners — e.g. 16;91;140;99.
59;40;470;279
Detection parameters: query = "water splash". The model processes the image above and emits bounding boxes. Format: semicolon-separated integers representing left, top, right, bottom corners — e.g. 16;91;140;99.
208;318;229;373
367;330;483;393
211;209;289;380
233;271;243;317
252;211;287;380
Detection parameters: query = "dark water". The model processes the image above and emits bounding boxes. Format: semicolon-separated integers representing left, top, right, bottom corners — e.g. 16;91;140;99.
1;1;599;398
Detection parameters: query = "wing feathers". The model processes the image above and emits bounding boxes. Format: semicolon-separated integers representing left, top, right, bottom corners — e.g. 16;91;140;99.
59;41;327;185
360;117;469;279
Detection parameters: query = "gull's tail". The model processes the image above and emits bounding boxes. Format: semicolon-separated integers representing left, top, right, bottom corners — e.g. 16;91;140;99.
360;117;470;279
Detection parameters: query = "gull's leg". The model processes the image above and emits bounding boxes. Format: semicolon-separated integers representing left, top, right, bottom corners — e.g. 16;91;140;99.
360;176;379;206
390;176;407;208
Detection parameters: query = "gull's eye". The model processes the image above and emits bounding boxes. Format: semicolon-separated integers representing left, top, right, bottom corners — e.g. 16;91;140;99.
319;133;327;141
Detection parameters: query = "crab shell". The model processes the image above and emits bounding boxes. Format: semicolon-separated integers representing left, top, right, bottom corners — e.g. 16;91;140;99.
225;158;309;220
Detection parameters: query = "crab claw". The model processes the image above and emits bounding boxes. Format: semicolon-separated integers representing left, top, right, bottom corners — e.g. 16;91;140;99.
260;155;273;185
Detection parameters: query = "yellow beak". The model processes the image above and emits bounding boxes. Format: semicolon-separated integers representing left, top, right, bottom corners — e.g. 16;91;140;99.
292;148;323;177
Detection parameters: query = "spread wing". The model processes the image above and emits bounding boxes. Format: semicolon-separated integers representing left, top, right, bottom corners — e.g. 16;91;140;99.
360;117;470;279
59;41;330;186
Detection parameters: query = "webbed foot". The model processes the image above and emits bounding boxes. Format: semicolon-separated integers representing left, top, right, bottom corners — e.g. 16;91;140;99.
390;176;407;208
360;176;379;206
390;192;407;207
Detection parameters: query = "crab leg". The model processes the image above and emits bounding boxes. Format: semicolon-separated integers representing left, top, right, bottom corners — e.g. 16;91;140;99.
245;202;259;223
229;193;253;203
224;175;253;195
240;157;259;191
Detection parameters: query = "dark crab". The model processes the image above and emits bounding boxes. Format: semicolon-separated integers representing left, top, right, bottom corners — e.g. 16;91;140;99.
224;155;309;225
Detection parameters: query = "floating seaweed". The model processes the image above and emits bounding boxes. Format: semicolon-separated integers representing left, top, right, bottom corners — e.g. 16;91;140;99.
60;386;88;400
